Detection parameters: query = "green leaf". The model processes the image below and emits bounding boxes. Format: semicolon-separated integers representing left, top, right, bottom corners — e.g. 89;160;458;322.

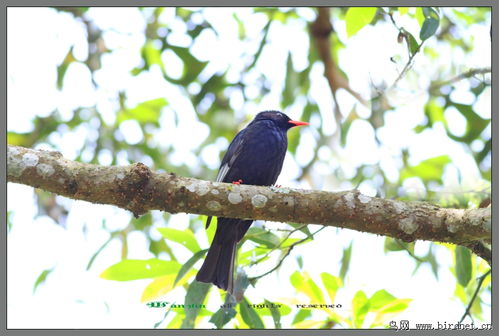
158;227;201;253
384;237;414;255
167;45;208;85
398;7;409;16
420;7;439;40
476;139;491;165
424;98;446;125
321;273;341;304
245;227;280;249
181;281;211;328
369;289;396;310
55;7;90;16
455;246;472;287
339;242;353;280
384;237;404;252
7;132;30;147
269;9;300;23
264;299;282;328
423;7;440;20
454;280;467;303
9;115;60;147
470;295;483;319
452;9;474;24
285;221;312;238
290;271;324;303
293;319;328;328
131;213;152;230
301;102;316;125
287;123;301;155
376;298;411;314
141;270;196;302
405;30;420;56
420;17;439;40
424;246;440;279
149;238;173;257
445;102;490;144
117;97;167;126
100;259;180;281
142;41;164;70
252;302;291;317
33;267;54;294
296;255;303;269
282;51;298;108
232;13;246;39
352;290;370;328
345;7;378;37
173;249;208;286
7;211;13;232
371;296;412;327
193;74;227;106
237;247;269;266
369;290;412;327
240;297;265;329
415;7;425;27
470;81;488;97
57;46;76;89
209;293;237;328
210;304;237;328
279;238;303;248
340;107;358;147
399;155;451;184
292;308;312;325
306;279;324;303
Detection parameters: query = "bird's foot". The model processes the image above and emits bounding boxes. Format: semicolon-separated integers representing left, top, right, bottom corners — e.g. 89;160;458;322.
232;179;243;185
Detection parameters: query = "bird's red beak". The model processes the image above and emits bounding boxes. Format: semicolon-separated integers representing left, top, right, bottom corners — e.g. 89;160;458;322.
288;120;309;127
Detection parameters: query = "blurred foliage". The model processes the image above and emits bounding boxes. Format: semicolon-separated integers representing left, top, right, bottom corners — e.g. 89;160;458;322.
33;267;55;294
7;6;491;328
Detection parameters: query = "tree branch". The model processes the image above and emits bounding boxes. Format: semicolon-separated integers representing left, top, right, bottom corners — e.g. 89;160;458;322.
388;41;424;90
8;145;491;255
429;67;491;93
459;269;491;323
249;226;326;281
310;7;368;110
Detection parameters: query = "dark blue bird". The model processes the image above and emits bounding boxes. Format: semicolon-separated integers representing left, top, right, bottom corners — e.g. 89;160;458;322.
195;110;308;294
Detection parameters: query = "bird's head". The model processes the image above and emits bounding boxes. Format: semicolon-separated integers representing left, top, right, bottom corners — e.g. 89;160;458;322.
254;110;309;130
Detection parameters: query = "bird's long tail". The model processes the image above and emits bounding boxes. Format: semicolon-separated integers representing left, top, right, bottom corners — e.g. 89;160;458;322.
196;218;252;294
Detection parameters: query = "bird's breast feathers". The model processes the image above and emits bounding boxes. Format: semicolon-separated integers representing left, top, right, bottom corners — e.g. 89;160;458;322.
218;123;287;186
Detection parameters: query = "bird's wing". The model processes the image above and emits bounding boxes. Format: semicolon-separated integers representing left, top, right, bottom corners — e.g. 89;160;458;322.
216;128;246;182
206;129;246;229
215;163;230;183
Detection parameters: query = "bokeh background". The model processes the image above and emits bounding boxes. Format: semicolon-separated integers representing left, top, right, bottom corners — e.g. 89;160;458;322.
7;7;491;328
